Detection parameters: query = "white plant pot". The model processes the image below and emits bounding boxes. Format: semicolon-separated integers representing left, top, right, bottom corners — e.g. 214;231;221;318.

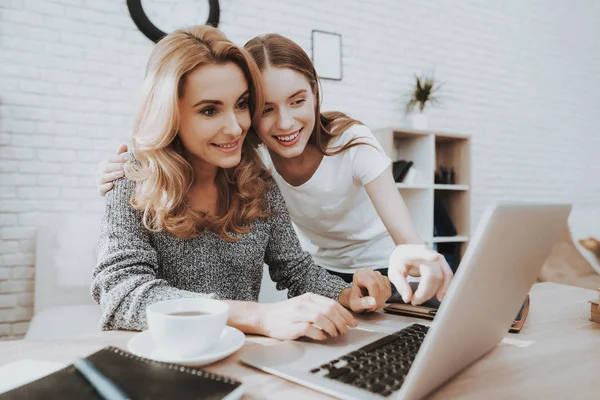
409;113;428;130
403;168;421;185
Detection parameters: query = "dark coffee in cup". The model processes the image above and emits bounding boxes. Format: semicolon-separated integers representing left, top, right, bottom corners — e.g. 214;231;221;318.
168;311;210;317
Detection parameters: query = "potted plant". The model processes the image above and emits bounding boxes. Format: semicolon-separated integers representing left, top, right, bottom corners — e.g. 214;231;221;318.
405;73;442;130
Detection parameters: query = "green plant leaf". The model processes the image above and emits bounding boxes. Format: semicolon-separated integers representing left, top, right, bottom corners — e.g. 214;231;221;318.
405;72;443;114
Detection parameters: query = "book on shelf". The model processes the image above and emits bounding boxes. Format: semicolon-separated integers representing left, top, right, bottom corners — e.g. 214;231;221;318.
392;160;413;183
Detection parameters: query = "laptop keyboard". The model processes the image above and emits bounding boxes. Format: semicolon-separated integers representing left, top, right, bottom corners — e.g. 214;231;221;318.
309;323;429;397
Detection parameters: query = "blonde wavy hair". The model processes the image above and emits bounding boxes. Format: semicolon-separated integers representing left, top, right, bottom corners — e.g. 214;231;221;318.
245;33;369;156
126;25;271;241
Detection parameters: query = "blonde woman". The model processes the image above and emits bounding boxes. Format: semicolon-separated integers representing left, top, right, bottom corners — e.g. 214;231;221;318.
92;25;390;341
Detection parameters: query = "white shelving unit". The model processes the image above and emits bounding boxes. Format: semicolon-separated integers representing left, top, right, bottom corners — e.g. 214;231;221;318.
373;127;471;267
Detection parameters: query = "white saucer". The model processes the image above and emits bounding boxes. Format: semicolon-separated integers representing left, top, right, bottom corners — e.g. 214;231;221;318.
127;326;245;366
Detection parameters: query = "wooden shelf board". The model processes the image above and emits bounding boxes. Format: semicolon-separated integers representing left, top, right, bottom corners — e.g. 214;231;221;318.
378;127;470;141
432;236;469;243
434;184;469;191
391;128;431;138
434;132;471;141
396;183;431;189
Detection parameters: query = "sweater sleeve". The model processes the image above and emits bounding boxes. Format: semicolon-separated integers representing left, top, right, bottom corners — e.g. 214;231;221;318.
263;182;351;300
91;178;212;331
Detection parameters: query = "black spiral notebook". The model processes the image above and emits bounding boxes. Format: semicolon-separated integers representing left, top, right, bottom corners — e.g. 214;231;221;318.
0;346;243;400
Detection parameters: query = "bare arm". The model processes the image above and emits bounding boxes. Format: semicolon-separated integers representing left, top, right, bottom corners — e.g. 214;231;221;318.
365;166;453;304
365;166;424;245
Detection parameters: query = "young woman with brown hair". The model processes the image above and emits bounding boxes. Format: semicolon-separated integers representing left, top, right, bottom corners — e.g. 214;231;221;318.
243;34;453;306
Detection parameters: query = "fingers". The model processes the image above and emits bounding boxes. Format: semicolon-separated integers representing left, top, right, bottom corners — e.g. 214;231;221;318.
266;295;358;341
97;170;123;193
356;269;381;301
96;150;128;198
302;297;352;338
349;296;377;312
349;274;377;313
293;323;327;341
98;182;113;197
103;162;126;173
100;170;124;184
301;295;346;337
108;153;129;164
410;253;454;305
116;143;128;155
350;269;391;312
389;245;446;303
309;293;357;331
311;293;356;327
388;265;413;303
312;312;340;337
348;283;366;313
350;281;362;299
411;263;442;305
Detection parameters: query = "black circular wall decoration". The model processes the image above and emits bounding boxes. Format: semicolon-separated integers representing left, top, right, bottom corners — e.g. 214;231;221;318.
127;0;220;43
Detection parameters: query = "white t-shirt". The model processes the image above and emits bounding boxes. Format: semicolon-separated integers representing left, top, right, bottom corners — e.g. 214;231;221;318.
259;124;395;272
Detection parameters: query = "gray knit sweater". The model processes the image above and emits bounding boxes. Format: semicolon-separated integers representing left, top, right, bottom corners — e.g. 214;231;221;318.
91;178;350;331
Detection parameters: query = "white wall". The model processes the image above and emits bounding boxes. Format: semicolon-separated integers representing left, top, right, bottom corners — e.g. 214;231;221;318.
1;0;599;339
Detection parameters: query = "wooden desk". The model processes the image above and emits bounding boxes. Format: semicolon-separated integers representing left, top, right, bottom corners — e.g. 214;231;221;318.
0;283;599;399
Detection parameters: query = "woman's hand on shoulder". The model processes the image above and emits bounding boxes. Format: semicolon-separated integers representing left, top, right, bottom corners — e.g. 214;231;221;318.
258;293;357;341
96;144;129;196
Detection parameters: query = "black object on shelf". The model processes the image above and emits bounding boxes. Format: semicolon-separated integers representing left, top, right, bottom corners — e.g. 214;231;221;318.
392;160;413;182
433;199;457;237
435;166;455;184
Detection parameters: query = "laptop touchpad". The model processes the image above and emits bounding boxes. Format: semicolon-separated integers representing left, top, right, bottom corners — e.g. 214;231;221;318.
240;329;383;368
298;328;384;348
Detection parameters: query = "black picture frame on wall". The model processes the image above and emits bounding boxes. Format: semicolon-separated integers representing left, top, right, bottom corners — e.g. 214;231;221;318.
127;0;220;43
311;30;343;81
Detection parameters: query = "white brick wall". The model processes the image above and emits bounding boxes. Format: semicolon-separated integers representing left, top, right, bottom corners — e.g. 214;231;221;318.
1;0;599;339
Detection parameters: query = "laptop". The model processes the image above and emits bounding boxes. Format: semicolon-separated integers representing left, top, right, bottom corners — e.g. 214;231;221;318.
239;202;571;399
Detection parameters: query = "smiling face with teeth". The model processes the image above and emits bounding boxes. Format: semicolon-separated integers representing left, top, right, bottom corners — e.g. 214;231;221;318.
256;67;316;160
178;62;251;174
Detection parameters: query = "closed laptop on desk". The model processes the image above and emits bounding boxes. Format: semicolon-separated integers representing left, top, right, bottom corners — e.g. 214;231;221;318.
240;202;571;399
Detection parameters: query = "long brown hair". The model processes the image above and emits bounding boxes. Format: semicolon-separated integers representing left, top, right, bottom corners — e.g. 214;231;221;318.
244;33;368;156
127;25;271;241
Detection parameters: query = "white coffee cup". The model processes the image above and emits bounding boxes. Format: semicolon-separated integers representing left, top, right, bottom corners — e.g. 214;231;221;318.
146;298;229;355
